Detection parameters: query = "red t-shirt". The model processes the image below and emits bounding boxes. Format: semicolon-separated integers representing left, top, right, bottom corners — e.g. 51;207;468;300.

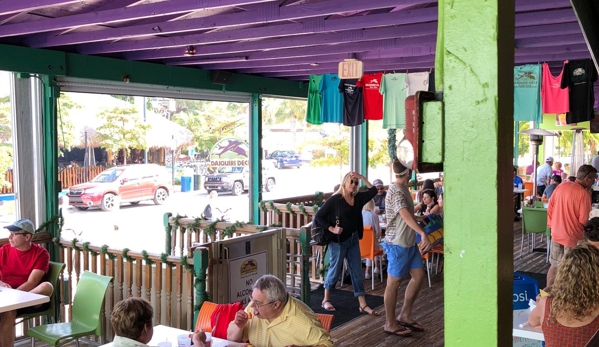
357;73;383;120
0;243;49;288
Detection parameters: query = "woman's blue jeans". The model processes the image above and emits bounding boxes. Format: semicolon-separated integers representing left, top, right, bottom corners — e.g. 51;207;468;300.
323;231;365;297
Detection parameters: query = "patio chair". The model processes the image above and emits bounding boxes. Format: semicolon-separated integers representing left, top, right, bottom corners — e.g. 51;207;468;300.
359;226;384;290
424;244;444;287
520;207;550;262
27;271;113;347
195;301;219;333
315;313;334;333
16;261;65;325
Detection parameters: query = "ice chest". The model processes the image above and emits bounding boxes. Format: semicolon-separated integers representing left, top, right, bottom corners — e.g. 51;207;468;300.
513;272;539;310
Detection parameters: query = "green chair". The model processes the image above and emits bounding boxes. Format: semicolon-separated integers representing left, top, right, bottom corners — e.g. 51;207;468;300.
27;271;113;347
16;261;66;325
520;207;550;262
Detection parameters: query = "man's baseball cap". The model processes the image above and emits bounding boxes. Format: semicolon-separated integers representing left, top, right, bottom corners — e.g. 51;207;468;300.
373;179;384;187
4;219;36;234
546;156;554;162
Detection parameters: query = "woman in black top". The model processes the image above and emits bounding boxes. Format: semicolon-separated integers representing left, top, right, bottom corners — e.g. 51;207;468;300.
314;171;378;315
414;189;441;216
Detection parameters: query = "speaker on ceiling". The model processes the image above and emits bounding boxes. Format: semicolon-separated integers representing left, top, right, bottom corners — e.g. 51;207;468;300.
210;70;233;85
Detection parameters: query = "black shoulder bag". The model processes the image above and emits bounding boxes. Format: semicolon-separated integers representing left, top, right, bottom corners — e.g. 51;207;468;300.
310;197;341;246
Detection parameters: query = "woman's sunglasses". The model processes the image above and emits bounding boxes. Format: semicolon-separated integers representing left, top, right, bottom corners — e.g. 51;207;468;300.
349;180;359;185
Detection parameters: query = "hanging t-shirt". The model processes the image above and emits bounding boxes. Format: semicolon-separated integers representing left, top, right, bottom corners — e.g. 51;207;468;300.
357;73;383;120
514;64;542;123
542;63;569;114
561;59;598;124
380;73;408;129
407;72;430;96
306;74;323;125
319;74;343;123
338;79;364;126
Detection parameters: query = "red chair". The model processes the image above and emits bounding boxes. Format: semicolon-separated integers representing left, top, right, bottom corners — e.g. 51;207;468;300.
359;226;384;290
315;313;334;333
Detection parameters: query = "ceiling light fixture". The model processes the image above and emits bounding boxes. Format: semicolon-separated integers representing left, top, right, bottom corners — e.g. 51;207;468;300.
310;63;319;66
184;46;196;56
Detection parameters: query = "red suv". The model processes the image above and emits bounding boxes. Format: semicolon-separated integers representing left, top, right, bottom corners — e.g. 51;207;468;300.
67;164;171;211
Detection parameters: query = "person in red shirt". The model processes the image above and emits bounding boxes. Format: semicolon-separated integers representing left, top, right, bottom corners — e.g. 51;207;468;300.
546;165;597;288
0;219;53;347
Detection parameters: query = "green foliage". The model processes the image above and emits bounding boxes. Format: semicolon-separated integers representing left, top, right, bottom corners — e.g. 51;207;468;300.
0;95;10;143
170;100;248;153
516;121;530;157
57;93;80;154
95;105;150;164
0;146;12;188
309;133;349;169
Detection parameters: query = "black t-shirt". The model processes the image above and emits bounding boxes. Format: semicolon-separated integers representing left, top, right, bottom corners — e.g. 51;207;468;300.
338;79;364;126
313;187;377;243
561;59;598;124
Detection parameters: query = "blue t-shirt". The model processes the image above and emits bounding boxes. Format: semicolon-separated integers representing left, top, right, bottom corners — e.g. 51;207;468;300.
514;64;542;123
513;175;523;188
319;74;343;123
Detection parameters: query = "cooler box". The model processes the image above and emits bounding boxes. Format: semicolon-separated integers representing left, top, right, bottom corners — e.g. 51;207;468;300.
181;176;192;192
513;272;539;310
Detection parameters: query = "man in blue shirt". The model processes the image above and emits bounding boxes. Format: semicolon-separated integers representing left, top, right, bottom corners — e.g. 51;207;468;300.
536;157;554;196
514;167;524;221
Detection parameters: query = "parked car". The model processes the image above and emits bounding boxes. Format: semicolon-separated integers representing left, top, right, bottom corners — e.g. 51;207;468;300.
266;150;302;169
204;166;276;195
66;164;172;211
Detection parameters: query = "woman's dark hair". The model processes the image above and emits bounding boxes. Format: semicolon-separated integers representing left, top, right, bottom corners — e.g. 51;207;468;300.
584;217;599;242
551;174;562;184
422;179;434;191
422;189;438;203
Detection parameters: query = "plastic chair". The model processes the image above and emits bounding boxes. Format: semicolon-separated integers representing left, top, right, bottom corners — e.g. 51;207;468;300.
423;244;444;287
315;313;334;333
195;301;219;333
520;207;550;262
16;261;66;325
524;181;535;198
359;226;384;290
27;271;113;347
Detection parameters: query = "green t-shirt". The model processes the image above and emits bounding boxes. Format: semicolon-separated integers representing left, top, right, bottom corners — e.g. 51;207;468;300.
306;74;323;125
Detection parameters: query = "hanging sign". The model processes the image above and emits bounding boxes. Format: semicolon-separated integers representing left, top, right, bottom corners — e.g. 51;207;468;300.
338;59;363;79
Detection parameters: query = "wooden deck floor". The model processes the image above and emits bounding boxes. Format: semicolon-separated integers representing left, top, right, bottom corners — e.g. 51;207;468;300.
24;220;548;347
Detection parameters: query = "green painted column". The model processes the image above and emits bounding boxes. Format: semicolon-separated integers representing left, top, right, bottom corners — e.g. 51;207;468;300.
443;0;514;346
249;94;263;224
42;76;60;260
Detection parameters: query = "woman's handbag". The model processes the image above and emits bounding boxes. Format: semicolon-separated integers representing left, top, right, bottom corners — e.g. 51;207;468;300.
310;196;341;246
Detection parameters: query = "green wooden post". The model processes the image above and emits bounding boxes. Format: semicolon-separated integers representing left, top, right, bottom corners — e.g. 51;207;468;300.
249;94;263;224
163;212;172;255
299;227;311;305
443;0;514;346
193;247;210;325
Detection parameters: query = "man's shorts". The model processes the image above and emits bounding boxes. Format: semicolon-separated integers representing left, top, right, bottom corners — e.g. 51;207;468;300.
381;243;422;279
549;240;571;267
15;301;51;315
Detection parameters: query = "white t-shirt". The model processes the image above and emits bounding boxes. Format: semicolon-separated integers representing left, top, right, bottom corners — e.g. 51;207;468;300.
407;72;430;96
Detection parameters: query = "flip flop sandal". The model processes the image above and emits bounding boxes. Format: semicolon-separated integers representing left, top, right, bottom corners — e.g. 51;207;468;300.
383;327;412;337
359;305;379;316
397;320;425;332
321;301;336;312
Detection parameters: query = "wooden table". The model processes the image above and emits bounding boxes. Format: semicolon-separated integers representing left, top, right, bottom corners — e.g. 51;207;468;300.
0;287;50;313
513;309;544;342
100;325;248;347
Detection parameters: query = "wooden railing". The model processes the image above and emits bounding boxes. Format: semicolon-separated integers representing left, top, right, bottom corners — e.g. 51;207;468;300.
1;166;106;194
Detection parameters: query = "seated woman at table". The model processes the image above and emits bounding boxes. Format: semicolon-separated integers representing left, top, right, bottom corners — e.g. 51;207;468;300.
417;179;435;202
542;174;562;200
414;189;441;216
111;297;208;347
528;243;599;347
362;199;382;279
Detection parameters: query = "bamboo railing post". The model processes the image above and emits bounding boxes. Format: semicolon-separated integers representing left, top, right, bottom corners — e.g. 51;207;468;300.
165;264;173;326
155;261;163;325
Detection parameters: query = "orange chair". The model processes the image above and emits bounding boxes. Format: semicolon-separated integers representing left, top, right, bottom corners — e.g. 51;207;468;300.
524;181;535;198
359;226;384;290
315;313;334;333
423;244;444;287
195;301;219;333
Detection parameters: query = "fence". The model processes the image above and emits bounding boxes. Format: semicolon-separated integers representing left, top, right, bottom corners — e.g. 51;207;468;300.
1;166;106;194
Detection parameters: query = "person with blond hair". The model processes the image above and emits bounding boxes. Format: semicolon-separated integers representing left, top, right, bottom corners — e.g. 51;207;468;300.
529;243;599;346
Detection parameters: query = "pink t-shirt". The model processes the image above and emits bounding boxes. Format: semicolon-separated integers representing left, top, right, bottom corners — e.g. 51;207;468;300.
542;63;569;114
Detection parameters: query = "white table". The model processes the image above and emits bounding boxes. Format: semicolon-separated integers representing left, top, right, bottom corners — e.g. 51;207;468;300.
0;287;50;313
101;325;248;347
513;309;544;341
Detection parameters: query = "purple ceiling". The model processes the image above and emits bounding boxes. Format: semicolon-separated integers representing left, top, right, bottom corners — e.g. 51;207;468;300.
0;0;593;82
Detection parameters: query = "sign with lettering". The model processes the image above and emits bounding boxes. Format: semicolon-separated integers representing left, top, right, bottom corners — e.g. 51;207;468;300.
338;59;363;79
229;251;268;305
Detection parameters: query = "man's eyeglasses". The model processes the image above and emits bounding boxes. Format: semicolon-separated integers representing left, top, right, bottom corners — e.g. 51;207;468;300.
9;232;28;237
249;298;276;309
349;180;359;185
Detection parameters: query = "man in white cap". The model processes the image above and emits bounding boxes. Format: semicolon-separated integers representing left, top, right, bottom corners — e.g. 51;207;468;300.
536;156;554;197
0;218;53;347
372;178;386;214
381;159;430;337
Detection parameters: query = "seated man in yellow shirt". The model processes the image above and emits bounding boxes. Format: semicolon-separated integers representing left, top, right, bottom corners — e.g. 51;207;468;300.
227;274;334;347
